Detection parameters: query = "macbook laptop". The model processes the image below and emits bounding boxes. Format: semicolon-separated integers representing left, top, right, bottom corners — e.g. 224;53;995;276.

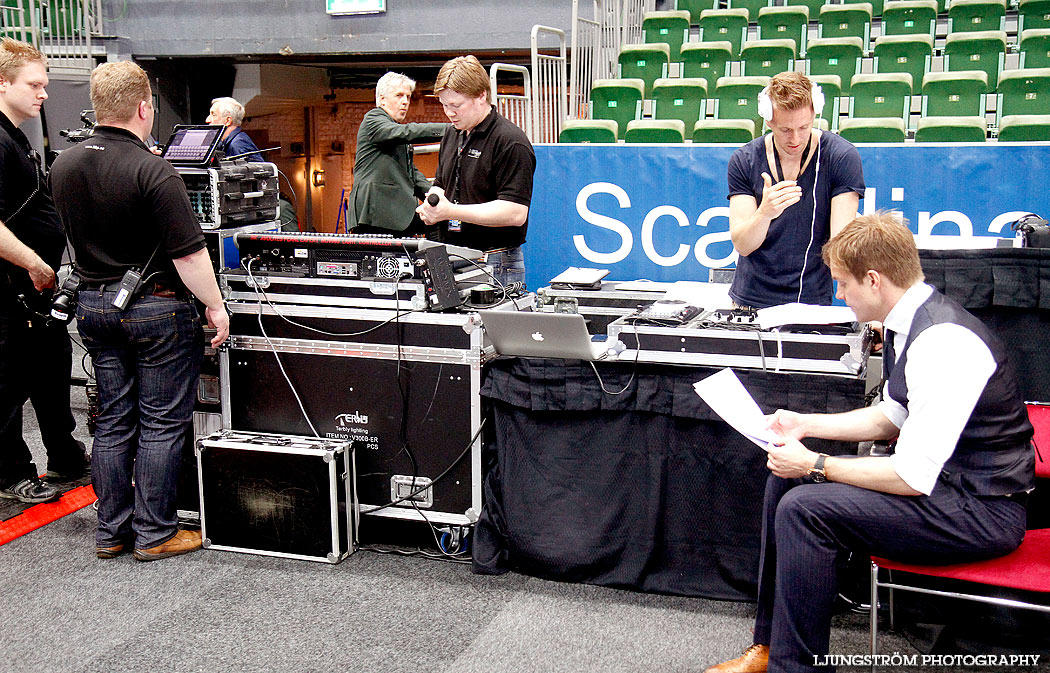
478;310;616;361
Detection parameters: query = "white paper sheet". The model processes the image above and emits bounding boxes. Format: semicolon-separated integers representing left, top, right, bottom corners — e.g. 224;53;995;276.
693;368;777;451
756;303;857;329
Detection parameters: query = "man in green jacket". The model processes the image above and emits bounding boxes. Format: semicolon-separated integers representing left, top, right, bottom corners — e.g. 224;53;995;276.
348;72;447;236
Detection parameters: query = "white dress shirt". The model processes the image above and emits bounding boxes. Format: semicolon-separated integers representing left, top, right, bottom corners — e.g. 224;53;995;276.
877;283;997;495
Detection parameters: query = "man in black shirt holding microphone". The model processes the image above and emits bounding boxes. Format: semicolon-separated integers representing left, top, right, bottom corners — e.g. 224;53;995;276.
418;55;535;287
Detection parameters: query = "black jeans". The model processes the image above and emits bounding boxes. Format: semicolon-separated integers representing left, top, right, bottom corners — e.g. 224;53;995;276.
0;305;81;486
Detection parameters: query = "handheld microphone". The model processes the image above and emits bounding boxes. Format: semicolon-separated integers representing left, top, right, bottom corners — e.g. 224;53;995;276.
427;193;439;206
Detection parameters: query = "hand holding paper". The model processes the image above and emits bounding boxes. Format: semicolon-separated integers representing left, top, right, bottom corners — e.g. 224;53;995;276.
693;368;779;451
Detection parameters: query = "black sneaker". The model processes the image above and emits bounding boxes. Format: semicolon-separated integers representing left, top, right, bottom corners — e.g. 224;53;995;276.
45;452;91;483
0;477;61;504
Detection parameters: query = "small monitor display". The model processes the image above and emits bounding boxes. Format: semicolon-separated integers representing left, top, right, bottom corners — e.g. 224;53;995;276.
162;125;224;166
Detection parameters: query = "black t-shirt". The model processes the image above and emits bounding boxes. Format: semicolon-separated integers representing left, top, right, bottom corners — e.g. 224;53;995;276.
432;107;535;251
726;131;864;308
49;126;205;287
0;111;66;296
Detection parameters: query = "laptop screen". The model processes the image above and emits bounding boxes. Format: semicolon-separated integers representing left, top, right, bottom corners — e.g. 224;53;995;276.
161;125;224;166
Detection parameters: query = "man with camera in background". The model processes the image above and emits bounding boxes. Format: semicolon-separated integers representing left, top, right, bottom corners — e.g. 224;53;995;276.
0;37;88;505
50;60;228;561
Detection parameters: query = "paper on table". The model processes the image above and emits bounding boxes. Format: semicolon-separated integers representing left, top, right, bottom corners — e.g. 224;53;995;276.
756;303;857;329
693;368;777;451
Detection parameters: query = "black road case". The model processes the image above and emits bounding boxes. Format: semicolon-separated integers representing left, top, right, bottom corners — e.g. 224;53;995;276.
197;430;357;563
219;301;495;527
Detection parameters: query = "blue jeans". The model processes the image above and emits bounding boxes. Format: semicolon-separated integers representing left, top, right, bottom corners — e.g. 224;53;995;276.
486;246;525;288
76;289;203;549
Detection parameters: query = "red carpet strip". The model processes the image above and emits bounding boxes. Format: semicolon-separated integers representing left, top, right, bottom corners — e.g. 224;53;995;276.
0;484;96;547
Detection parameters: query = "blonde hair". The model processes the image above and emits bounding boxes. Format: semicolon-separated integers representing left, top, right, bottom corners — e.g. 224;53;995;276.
434;55;490;102
822;211;924;288
0;37;45;82
767;71;814;113
210;96;245;126
90;61;151;124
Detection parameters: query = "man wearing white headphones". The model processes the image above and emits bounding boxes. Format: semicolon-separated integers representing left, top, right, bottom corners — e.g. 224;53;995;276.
726;72;865;309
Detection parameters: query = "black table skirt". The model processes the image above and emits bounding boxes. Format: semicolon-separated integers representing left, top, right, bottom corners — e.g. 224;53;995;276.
920;247;1050;403
473;358;867;600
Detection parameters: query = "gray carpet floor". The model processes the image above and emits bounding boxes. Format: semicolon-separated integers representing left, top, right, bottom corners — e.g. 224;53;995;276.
1;364;1039;672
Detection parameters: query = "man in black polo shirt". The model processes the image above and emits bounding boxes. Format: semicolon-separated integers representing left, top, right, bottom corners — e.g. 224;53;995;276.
50;60;229;562
0;37;88;504
418;55;535;286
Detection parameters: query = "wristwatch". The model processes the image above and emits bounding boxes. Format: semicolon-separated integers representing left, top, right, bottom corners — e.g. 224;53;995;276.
808;453;829;483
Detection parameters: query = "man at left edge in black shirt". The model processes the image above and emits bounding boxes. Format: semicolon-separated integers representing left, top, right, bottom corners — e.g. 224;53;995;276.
0;37;88;505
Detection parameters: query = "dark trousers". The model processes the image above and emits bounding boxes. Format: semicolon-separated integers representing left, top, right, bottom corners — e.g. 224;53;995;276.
751;474;1027;673
76;289;203;549
0;307;81;486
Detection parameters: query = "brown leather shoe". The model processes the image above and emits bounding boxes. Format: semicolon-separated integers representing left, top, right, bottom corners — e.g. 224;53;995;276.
133;529;202;562
704;644;769;673
96;542;126;559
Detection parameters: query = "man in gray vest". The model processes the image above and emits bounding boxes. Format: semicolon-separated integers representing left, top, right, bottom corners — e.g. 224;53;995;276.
706;211;1034;673
347;72;447;236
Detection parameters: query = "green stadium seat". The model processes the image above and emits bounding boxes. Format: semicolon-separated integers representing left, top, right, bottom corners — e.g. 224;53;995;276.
559;119;619;143
0;0;36;42
998;114;1050;140
692;118;758;142
808;74;843;129
944;31;1007;90
677;0;719;25
1019;0;1050;32
590;78;645;140
681;41;735;94
838;117;908;142
914;116;988;142
819;4;872;48
757;6;809;56
948;0;1007;34
618;43;671;98
714;75;771;130
625;119;687;143
1020;29;1050;69
727;0;771;23
881;0;938;38
846;0;884;17
997;68;1050;119
643;10;692;61
786;0;825;18
806;37;865;94
922;70;988;117
873;34;933;94
849;72;913;118
740;39;797;77
699;8;750;58
653;78;708;130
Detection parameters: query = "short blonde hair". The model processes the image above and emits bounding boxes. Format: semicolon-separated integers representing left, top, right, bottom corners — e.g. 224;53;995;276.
767;71;814;113
210;96;245;126
434;55;490;102
90;61;151;124
822;211;924;288
0;37;45;83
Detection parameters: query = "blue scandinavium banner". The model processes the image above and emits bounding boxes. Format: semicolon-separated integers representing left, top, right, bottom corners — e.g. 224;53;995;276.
522;143;1050;291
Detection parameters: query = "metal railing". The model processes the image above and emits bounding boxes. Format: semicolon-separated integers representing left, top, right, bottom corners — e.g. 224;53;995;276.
531;25;568;144
0;0;101;75
568;0;656;121
490;62;534;142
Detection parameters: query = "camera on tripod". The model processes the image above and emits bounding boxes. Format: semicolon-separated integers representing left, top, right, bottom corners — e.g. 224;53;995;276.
49;269;82;324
